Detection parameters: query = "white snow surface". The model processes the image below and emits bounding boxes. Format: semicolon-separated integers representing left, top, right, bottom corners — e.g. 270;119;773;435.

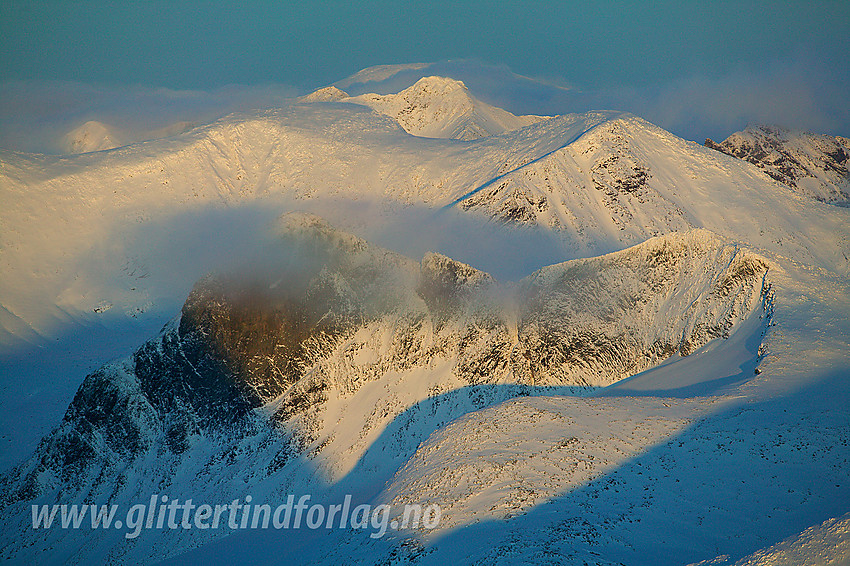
62;119;197;154
0;72;848;565
339;76;546;140
708;125;850;204
732;512;850;566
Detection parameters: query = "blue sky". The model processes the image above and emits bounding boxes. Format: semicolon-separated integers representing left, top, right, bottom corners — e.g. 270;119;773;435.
1;1;848;143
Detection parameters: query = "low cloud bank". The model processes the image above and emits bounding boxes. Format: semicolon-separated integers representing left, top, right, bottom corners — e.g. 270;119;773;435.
1;57;846;154
0;81;297;154
334;58;850;142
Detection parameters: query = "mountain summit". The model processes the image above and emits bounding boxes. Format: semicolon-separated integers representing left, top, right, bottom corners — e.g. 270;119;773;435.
705;125;850;204
305;76;546;140
1;67;849;566
0;215;773;564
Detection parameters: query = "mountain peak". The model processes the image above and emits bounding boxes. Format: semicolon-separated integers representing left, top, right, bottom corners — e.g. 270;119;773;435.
705;124;850;204
345;75;544;140
301;85;350;102
63;120;120;154
407;75;470;95
61;119;197;155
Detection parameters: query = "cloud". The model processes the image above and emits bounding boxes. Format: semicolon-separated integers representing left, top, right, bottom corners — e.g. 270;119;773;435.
0;81;299;153
107;198;575;311
586;56;850;142
1;55;847;155
331;58;850;142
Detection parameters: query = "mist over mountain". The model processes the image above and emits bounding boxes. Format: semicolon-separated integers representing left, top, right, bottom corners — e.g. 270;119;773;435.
706;125;850;204
3;53;849;157
1;65;848;565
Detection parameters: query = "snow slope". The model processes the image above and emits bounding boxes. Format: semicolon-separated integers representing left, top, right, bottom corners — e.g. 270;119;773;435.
0;72;848;565
339;76;545;140
0;217;774;564
706;125;850;204
732;512;850;566
62;119;197;154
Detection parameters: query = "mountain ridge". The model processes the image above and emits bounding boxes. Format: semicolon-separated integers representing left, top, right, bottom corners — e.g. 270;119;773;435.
705;124;850;204
0;217;773;563
1;68;848;565
339;76;546;140
2;105;847;351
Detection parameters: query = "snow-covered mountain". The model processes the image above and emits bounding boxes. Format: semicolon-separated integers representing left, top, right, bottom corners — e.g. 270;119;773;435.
337;76;546;140
2;105;846;346
299;85;349;102
62;119;197;154
63;121;121;154
1;69;849;565
0;214;774;564
332;60;577;119
705;125;850;204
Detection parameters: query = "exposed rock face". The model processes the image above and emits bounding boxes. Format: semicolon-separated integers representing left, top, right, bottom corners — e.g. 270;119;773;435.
456;117;682;237
705;125;850;204
0;215;771;564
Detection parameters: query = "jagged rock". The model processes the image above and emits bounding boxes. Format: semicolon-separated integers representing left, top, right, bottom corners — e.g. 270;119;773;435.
704;125;850;203
0;217;772;563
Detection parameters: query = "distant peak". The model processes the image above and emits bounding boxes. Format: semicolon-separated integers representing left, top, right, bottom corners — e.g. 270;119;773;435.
408;76;469;93
343;75;543;140
275;212;371;257
335;62;431;89
705;124;850;204
418;252;494;314
420;252;493;286
301;86;349;102
63;120;119;154
276;211;352;243
750;124;788;134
